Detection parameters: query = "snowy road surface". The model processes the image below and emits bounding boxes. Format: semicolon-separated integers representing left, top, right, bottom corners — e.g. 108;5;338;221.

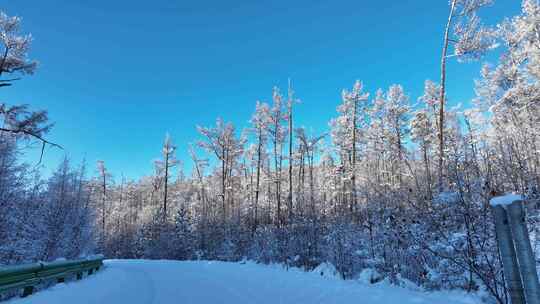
10;260;481;304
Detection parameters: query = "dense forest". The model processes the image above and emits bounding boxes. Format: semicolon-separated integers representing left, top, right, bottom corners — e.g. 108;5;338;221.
1;1;539;303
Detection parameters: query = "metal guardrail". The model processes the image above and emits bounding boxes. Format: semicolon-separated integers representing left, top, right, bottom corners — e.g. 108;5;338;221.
492;199;540;304
0;255;104;298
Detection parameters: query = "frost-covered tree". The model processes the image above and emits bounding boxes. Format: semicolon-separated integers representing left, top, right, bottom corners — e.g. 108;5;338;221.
295;127;325;215
42;158;94;260
171;205;195;260
437;0;495;191
250;101;270;229
96;160;112;246
155;134;178;220
0;12;36;81
376;84;410;188
0;11;59;158
197;118;245;223
286;80;299;221
411;110;435;197
330;80;369;215
268;87;288;225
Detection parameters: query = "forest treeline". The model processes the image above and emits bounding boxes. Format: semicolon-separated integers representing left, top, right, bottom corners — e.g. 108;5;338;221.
1;2;539;304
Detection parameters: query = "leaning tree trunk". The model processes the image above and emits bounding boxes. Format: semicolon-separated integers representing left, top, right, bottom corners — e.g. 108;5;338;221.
438;0;457;192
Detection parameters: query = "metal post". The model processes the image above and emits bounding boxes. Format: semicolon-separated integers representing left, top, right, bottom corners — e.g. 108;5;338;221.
507;201;540;304
21;286;34;298
492;205;526;304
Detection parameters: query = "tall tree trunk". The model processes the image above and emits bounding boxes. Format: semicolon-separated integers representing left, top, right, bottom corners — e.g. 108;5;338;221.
288;79;294;222
254;129;263;231
309;151;315;216
438;0;457;192
351;96;358;216
396;124;403;188
221;151;226;223
274;134;281;226
101;173;106;246
422;143;433;200
163;150;169;221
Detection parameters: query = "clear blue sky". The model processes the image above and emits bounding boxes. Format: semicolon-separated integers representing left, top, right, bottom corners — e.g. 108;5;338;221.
3;0;520;180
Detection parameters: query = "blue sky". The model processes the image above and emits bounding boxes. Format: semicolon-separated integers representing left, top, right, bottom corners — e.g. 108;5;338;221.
2;0;520;180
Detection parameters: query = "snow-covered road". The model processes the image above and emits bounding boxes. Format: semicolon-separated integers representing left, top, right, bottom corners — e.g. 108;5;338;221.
9;260;481;304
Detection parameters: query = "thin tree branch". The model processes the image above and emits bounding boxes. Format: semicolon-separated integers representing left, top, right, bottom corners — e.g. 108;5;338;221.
0;126;63;163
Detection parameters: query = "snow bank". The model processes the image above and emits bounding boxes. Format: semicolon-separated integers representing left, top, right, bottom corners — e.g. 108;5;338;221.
312;262;340;279
9;259;484;304
490;193;523;207
357;268;383;284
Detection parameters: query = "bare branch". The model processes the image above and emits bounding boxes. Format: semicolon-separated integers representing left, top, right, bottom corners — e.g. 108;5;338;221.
0;126;63;163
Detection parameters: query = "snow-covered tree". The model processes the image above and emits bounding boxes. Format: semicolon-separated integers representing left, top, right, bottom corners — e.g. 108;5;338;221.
155;134;179;220
197;118;245;223
250;101;270;229
268;87;288;225
330;80;369;215
0;11;58;158
437;0;495;191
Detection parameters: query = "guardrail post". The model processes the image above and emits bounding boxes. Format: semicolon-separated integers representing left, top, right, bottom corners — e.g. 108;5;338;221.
507;201;540;304
22;286;34;298
492;205;526;304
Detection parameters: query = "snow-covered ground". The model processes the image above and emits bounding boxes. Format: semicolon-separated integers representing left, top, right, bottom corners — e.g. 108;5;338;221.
9;260;482;304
